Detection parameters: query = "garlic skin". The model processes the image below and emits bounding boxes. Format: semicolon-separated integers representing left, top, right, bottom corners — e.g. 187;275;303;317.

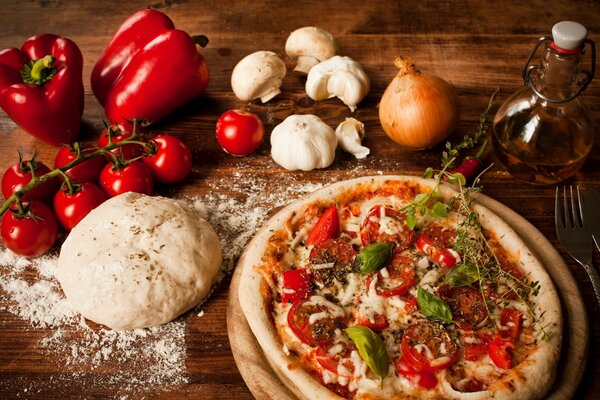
231;51;286;103
285;27;339;74
270;114;337;171
305;56;370;111
335;118;369;159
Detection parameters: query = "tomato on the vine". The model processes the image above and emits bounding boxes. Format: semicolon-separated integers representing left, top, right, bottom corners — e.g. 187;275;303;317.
54;144;107;183
99;160;154;197
98;124;143;160
143;135;192;184
1;156;59;204
1;201;59;257
53;182;107;231
215;110;265;156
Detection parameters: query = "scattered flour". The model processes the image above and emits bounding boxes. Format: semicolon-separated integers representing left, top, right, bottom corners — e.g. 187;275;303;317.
0;172;331;396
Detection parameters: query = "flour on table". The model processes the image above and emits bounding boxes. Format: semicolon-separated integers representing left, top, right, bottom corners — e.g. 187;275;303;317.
0;172;328;396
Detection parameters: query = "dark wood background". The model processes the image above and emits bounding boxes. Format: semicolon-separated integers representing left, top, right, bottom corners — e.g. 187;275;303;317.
0;0;599;398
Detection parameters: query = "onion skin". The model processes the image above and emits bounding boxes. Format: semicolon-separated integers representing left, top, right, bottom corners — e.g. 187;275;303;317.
379;57;461;149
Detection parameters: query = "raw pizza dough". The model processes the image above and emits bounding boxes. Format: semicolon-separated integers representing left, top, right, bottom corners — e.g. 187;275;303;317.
56;192;222;330
238;175;562;400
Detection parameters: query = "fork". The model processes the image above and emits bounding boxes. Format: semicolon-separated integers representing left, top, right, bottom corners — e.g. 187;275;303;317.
555;186;600;307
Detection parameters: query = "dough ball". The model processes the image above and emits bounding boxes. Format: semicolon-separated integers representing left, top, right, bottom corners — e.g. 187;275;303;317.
56;192;222;330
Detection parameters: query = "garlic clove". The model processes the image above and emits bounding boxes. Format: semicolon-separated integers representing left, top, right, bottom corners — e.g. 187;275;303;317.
335;117;370;159
285;27;339;74
306;56;370;111
231;51;286;103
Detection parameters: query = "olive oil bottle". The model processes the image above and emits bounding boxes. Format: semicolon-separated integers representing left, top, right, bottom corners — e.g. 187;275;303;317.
492;21;595;184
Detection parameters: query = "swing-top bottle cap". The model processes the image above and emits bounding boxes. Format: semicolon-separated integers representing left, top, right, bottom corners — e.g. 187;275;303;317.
552;21;587;52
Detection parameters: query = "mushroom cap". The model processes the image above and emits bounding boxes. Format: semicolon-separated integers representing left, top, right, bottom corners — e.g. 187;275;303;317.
231;51;286;102
285;27;339;73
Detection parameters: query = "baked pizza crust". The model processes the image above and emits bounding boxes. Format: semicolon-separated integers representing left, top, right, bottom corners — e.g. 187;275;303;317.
238;175;562;400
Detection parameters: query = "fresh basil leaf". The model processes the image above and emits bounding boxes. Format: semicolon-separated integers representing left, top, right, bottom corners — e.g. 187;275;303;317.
417;287;453;323
444;262;480;287
423;167;434;179
346;325;389;384
448;172;466;186
405;213;417;230
429;202;448;219
355;243;392;273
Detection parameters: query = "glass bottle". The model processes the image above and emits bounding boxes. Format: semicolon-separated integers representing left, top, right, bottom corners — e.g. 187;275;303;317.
492;21;596;184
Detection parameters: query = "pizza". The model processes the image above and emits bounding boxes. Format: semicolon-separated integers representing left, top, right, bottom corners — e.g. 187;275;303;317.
238;175;561;400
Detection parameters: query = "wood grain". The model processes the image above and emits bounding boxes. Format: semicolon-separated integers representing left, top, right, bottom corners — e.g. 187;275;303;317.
0;0;599;399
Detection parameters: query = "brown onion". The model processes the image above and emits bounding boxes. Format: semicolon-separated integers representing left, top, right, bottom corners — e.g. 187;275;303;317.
379;57;461;149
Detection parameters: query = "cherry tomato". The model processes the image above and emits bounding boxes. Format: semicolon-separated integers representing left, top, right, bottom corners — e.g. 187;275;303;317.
53;182;107;231
309;239;356;286
287;297;346;347
314;341;357;378
142;135;193;184
99;161;154;197
1;157;59;204
360;205;414;250
98;124;143;160
366;253;416;298
437;285;489;327
396;355;438;389
416;224;459;268
282;268;312;304
54;144;107;183
356;310;389;331
499;307;523;342
215;110;265;156
401;321;459;373
306;205;340;246
1;201;58;257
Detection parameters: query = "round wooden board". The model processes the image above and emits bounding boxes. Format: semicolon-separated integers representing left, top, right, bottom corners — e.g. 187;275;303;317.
226;192;588;400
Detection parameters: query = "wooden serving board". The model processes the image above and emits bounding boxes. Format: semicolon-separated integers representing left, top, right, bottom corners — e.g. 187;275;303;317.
227;192;588;400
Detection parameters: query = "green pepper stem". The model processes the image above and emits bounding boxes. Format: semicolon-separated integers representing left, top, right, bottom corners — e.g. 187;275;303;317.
21;55;57;85
191;35;209;47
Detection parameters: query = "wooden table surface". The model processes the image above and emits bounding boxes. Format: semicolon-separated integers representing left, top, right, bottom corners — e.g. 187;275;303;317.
0;0;599;399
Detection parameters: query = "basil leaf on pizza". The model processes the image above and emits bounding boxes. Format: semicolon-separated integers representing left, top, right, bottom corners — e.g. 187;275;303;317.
354;242;392;273
417;287;453;323
444;261;480;286
238;176;562;400
345;325;389;385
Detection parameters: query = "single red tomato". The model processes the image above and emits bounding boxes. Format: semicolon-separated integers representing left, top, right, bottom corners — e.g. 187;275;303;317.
366;253;416;298
416;224;459;268
314;341;357;378
215;110;265;156
54;144;107;183
98;124;143;160
99;161;154;197
360;205;414;250
287;298;346;346
142;135;193;184
1;201;59;257
401;321;459;373
53;182;107;231
1;156;59;204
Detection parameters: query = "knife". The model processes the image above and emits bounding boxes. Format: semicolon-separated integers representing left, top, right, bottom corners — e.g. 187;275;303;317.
584;188;600;251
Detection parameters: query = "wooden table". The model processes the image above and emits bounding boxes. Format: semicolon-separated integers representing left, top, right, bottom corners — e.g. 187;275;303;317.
0;0;598;398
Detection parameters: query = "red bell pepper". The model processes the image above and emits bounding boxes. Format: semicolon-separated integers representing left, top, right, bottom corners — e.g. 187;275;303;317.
282;268;312;304
306;205;340;246
0;34;83;145
91;9;210;127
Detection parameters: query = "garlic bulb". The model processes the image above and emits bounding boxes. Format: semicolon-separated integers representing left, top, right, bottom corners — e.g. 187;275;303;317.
335;118;369;159
305;56;370;111
270;114;337;171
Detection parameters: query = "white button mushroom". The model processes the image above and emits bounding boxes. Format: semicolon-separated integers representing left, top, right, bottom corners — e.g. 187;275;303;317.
231;51;286;103
305;56;370;111
270;114;337;171
285;27;340;74
335;118;370;159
